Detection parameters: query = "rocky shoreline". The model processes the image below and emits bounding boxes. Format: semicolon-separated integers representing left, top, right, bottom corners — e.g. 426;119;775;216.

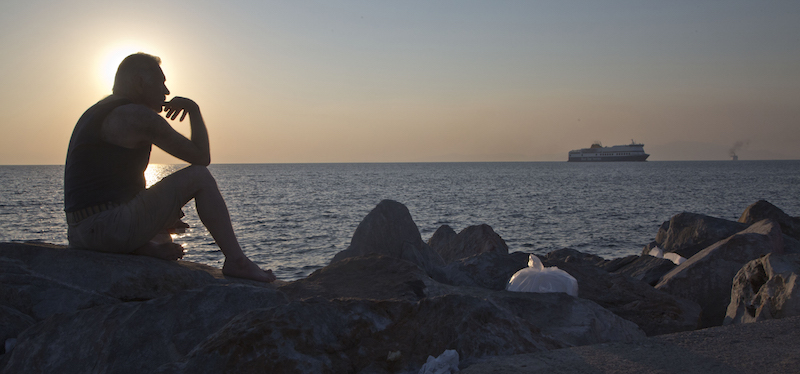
1;200;799;373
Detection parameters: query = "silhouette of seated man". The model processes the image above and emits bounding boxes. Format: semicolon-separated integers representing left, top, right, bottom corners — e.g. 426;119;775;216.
64;52;275;282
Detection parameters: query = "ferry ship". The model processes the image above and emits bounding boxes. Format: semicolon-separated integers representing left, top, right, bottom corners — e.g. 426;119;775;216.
568;141;649;162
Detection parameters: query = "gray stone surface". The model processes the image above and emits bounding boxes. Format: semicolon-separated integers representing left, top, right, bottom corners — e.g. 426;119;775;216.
739;200;800;240
2;284;287;374
543;256;701;336
607;255;676;286
726;253;800;324
656;219;784;327
433;224;509;264
461;315;800;374
331;199;445;274
435;250;528;290
652;212;748;259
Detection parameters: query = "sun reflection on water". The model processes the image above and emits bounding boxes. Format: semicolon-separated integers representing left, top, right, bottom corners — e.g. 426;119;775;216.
144;164;183;188
144;164;190;245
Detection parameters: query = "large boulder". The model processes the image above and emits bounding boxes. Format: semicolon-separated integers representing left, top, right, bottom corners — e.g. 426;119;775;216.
545;248;607;267
650;213;748;259
543;255;701;336
656;219;785;328
435;251;529;290
0;254;119;321
0;242;236;321
725;253;800;324
431;224;509;264
605;255;677;286
279;254;454;302
157;291;644;374
739;200;800;241
331;200;445;274
427;224;457;256
1;284;288;374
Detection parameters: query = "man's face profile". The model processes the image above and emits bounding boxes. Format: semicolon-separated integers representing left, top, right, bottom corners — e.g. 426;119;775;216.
137;67;169;112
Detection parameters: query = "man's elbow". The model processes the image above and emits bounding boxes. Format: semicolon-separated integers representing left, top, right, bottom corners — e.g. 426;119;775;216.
190;155;211;166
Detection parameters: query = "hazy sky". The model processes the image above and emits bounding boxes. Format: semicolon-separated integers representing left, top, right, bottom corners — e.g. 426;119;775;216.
1;1;798;164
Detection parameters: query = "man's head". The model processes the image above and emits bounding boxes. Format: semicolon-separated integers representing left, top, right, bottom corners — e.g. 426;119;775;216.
112;53;169;111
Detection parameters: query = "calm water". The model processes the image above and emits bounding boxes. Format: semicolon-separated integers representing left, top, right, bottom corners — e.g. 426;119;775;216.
1;161;798;281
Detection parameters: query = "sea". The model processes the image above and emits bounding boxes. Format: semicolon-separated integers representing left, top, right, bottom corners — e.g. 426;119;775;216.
1;161;799;281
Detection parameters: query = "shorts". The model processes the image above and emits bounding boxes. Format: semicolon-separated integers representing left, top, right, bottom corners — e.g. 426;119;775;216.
67;175;186;253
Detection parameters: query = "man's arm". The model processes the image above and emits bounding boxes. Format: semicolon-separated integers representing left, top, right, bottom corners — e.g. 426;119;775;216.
102;98;211;166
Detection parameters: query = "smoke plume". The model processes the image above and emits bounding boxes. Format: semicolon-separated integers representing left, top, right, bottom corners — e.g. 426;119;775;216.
729;140;750;158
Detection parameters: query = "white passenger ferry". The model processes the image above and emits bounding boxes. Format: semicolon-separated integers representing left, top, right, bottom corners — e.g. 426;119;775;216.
568;141;649;162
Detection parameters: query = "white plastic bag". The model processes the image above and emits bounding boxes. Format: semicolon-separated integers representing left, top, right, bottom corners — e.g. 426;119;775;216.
418;349;459;374
506;255;579;297
648;246;686;265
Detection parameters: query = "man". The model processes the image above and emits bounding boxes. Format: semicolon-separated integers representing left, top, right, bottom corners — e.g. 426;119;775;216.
64;52;275;282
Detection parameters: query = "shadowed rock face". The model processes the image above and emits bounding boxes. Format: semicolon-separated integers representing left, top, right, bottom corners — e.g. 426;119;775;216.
430;224;509;264
603;255;676;286
739;200;800;241
0;198;647;374
726;253;800;325
543;255;701;336
331;199;445;274
653;213;748;259
157;292;643;374
2;283;289;374
6;199;796;373
656;219;785;328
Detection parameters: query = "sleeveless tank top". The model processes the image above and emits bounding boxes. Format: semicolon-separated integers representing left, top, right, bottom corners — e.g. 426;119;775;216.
64;98;151;212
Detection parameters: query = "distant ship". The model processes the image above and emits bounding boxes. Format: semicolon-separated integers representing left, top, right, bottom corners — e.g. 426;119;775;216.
568;140;650;162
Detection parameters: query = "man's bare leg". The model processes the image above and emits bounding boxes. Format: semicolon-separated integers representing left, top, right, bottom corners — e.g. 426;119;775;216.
132;229;185;261
171;166;276;282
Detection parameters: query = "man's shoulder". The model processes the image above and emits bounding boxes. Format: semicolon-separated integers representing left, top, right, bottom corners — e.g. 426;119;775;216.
102;103;165;147
108;102;160;120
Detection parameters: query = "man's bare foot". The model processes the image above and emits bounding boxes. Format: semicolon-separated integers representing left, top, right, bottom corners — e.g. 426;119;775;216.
222;257;276;283
132;242;185;261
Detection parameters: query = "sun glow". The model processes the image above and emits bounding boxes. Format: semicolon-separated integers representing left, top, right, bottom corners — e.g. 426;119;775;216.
95;42;162;94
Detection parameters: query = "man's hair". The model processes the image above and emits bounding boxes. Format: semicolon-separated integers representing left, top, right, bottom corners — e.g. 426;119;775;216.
112;52;162;96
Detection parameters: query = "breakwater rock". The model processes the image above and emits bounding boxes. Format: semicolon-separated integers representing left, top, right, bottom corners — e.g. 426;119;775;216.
2;199;799;373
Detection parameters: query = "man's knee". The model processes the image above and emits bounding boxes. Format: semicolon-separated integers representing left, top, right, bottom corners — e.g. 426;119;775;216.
175;165;216;186
158;165;218;200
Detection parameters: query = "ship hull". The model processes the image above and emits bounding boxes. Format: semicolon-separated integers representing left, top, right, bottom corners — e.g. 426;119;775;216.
568;154;650;162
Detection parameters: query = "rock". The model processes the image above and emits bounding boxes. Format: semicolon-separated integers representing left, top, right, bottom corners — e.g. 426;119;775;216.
279;254;454;302
460;315;800;374
543;256;701;336
651;212;748;259
427;225;457;255
1;284;288;374
785;236;800;255
599;255;639;273
0;305;34;355
157;291;643;374
739;200;800;241
331;200;445;274
0;242;225;307
435;251;528;291
725;253;800;324
0;252;120;320
433;224;509;264
606;255;676;286
545;248;607;267
656;219;784;328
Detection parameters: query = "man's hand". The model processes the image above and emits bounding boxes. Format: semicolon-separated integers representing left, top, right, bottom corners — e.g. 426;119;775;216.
163;97;199;122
